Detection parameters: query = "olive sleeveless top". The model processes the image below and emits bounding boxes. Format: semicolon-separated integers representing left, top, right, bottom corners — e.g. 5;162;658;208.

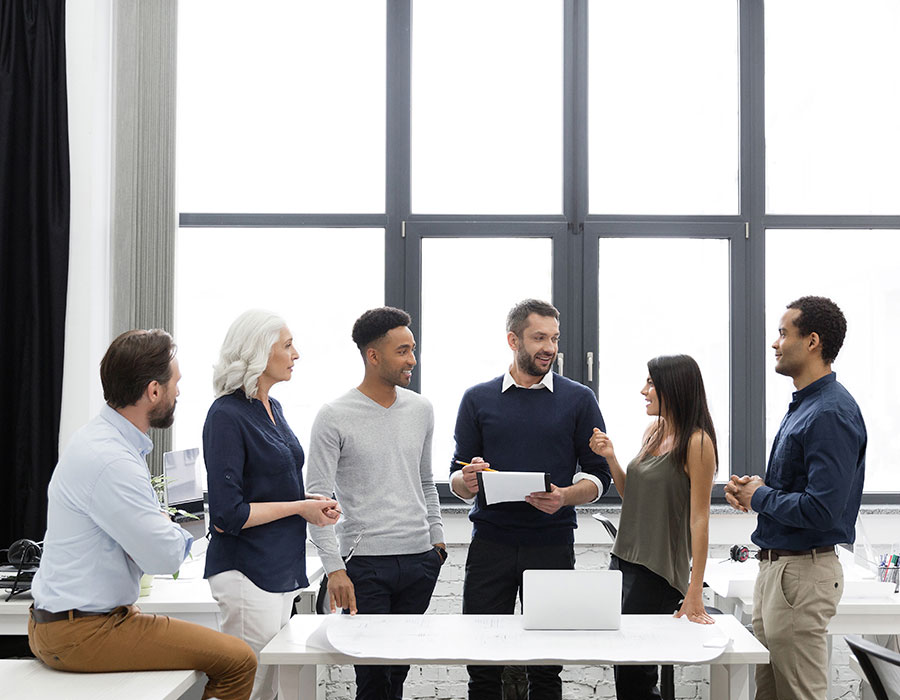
611;451;692;595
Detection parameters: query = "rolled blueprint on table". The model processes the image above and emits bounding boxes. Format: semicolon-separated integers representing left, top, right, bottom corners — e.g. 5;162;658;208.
316;615;731;664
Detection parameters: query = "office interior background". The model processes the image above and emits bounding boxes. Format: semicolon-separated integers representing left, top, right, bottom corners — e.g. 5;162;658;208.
4;0;900;698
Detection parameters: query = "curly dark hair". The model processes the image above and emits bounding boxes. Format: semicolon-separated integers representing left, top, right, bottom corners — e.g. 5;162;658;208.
786;296;847;364
506;299;559;337
352;307;412;353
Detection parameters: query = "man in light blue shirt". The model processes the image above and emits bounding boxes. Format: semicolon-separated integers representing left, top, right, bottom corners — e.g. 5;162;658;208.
28;329;256;700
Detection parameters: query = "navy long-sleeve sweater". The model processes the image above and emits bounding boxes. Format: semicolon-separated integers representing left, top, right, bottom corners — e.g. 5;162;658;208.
450;374;610;545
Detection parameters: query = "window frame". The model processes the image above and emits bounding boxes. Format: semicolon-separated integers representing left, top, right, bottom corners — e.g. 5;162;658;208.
176;1;900;503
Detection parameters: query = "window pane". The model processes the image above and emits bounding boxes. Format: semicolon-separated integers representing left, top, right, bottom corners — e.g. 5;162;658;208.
766;1;900;214
177;1;385;213
411;0;563;214
765;230;900;493
174;228;384;455
597;238;730;476
588;0;739;215
421;238;553;478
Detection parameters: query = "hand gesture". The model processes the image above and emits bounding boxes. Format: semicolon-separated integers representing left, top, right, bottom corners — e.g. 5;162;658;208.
460;457;491;494
525;484;566;514
674;593;715;625
327;568;357;614
306;492;342;520
589;428;615;459
297;497;341;527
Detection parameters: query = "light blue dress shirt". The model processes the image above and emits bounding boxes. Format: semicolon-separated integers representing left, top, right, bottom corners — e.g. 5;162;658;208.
31;405;193;613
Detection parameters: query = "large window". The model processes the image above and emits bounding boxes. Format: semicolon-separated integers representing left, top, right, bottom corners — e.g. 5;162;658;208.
765;230;900;494
174;228;384;452
419;236;553;478
595;237;731;477
588;0;740;215
175;1;900;500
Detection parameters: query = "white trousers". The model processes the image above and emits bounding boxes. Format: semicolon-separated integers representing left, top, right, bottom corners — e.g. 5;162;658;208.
208;569;298;700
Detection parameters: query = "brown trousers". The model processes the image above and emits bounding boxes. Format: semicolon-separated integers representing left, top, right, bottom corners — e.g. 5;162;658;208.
28;605;257;700
752;550;843;700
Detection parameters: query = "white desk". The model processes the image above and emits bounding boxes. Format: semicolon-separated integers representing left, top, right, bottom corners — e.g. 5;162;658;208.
260;613;769;700
0;554;325;635
0;659;201;700
705;559;900;699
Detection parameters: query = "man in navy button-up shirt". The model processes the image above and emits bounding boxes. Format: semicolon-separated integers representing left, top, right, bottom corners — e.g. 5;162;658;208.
726;296;866;700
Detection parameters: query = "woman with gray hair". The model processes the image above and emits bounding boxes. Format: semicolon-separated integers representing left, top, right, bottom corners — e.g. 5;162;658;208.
203;309;340;700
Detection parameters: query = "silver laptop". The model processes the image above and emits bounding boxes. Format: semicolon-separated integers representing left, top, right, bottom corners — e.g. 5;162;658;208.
522;569;622;630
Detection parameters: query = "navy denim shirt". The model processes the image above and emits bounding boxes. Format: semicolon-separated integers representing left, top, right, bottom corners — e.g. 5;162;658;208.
751;373;866;550
203;391;309;593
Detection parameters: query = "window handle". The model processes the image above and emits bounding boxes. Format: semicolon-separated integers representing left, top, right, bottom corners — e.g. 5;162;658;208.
586;351;594;382
556;352;564;376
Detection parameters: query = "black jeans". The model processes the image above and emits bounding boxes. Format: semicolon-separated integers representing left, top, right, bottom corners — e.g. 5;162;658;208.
610;555;683;700
345;549;443;700
462;536;575;700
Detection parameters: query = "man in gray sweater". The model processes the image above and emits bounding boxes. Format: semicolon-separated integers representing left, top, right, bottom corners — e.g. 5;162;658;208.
306;306;446;700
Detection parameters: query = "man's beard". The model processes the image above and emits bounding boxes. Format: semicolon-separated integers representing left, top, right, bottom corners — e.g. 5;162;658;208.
149;401;176;429
516;345;555;377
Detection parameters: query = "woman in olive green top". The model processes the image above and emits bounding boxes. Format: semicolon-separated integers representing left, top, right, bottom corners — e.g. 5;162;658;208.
589;354;717;700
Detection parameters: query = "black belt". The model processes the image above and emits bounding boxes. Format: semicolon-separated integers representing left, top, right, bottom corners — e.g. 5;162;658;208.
30;606;112;623
756;545;835;562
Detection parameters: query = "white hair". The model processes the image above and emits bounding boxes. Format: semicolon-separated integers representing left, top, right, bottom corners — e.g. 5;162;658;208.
212;310;286;399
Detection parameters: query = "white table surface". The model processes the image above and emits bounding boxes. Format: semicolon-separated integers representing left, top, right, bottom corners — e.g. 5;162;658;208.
261;613;769;700
0;659;201;700
704;558;896;600
704;555;900;699
0;552;324;635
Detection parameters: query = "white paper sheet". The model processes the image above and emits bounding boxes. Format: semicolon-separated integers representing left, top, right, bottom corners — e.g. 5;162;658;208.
317;615;730;664
479;471;548;505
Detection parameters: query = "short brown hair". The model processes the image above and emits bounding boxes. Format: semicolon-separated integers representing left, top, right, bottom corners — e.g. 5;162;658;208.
506;299;559;337
100;329;176;408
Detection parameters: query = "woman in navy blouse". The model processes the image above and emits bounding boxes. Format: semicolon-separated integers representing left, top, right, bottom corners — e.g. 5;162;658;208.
204;309;340;700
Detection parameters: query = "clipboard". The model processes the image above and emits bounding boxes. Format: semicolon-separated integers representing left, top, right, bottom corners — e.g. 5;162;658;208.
475;471;551;508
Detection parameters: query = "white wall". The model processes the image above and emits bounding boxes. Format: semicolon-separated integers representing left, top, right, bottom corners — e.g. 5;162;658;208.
60;0;114;451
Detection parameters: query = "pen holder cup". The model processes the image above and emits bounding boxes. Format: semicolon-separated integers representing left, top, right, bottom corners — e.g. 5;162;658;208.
878;565;900;593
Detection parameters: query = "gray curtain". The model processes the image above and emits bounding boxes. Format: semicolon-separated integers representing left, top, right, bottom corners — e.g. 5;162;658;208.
111;0;178;476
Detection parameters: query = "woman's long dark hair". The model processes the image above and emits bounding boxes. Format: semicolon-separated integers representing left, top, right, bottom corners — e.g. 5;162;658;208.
639;354;718;473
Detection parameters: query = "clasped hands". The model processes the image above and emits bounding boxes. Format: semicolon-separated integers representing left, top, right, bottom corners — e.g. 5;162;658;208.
723;475;765;512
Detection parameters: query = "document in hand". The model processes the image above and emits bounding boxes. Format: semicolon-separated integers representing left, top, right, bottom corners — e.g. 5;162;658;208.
475;471;551;507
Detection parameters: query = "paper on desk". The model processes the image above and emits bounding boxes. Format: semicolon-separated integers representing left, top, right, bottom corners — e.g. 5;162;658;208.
477;471;549;506
318;615;731;664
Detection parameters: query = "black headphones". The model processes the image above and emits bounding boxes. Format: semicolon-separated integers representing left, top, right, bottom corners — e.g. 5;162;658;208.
6;539;42;567
729;544;753;562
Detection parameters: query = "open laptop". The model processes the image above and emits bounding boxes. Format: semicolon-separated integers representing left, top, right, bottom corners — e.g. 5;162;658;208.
522;569;622;630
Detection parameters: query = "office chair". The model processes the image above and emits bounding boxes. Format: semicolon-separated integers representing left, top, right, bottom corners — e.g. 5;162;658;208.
846;635;900;700
593;513;618;542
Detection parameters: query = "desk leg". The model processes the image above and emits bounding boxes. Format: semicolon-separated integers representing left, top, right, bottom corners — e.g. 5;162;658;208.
277;664;318;700
711;663;751;700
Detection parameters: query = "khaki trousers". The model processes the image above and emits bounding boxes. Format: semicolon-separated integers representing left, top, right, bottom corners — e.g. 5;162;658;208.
752;550;842;700
28;604;257;700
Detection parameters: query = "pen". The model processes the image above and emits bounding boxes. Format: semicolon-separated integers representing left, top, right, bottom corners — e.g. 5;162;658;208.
454;460;497;472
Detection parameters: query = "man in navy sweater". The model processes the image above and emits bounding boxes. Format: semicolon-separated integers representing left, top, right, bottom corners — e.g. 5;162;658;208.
450;299;611;700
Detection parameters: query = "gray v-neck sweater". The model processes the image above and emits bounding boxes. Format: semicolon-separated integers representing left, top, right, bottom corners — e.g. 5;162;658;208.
305;387;444;574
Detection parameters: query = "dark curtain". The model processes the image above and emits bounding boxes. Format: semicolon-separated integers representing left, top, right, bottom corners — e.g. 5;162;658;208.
0;0;70;548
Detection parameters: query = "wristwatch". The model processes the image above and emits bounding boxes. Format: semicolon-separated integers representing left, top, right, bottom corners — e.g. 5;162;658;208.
434;545;448;564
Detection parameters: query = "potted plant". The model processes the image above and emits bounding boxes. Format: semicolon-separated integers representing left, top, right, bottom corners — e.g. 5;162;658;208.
139;474;201;595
